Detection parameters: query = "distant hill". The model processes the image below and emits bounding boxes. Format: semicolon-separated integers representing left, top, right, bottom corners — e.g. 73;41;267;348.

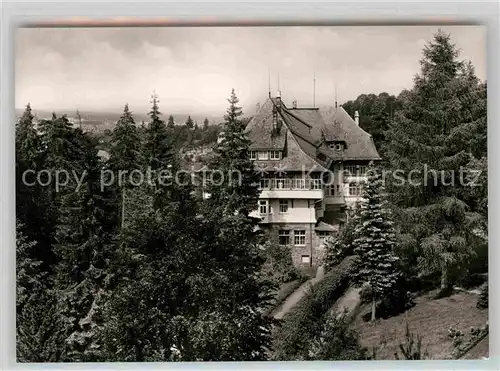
15;108;224;127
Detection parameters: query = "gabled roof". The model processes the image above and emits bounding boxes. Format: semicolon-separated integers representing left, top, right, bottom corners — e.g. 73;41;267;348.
246;96;380;171
321;106;381;161
246;98;286;150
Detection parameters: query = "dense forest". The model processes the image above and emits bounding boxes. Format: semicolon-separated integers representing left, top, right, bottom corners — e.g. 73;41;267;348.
16;30;487;361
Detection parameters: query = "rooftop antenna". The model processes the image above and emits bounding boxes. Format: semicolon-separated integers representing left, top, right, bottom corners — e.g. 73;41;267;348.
268;67;271;98
335;82;338;109
313;72;316;108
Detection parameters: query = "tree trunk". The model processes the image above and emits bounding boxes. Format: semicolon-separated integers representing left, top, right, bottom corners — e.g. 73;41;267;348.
371;294;376;322
440;266;448;290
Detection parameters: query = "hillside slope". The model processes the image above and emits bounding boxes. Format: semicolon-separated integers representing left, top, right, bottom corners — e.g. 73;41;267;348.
352;290;488;360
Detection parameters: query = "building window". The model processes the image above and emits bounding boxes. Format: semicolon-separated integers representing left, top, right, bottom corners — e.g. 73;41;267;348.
259;178;270;190
336;143;343;151
279;200;289;213
349;182;363;196
345;165;357;177
259;200;269;214
345;165;367;177
301;255;311;264
258;151;269;160
249;151;257;160
311;178;322;190
294;178;306;189
270;150;281;160
294;230;306;246
279;230;290;245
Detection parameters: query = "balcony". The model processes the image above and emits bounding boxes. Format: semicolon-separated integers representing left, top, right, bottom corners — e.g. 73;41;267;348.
258;178;324;199
315;195;346;221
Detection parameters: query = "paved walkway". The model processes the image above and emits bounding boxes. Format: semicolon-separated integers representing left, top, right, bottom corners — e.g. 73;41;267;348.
332;286;361;318
272;277;321;320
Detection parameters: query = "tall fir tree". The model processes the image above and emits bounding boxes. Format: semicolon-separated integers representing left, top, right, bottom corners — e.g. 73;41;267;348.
207;88;260;216
203;117;209;131
352;162;400;321
167;114;175;129
185;115;194;130
143;93;180;209
53;133;116;361
384;30;486;291
191;88;274;360
108;104;143;228
16;222;62;362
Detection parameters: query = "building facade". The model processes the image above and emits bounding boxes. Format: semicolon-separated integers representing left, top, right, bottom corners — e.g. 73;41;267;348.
247;92;380;268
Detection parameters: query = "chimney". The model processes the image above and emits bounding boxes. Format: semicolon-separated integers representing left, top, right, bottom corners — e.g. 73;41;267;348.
354;111;359;125
292;100;297;109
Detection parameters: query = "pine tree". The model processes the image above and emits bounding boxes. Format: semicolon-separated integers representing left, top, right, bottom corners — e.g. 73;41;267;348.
189;89;273;360
16;222;62;361
109;104;143;228
54;133;116;361
384;30;486;292
203;117;209;131
143;93;180;209
167;115;175;129
185;115;194;130
207;88;260;216
15;104;44;248
352;162;400;321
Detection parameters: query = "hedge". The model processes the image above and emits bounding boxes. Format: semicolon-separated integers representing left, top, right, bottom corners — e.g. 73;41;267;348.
271;255;357;360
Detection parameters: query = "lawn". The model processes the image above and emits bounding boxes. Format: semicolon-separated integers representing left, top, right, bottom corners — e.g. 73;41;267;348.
352;290;488;360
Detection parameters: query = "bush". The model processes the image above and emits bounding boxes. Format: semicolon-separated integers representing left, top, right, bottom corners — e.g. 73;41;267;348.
261;243;303;285
394;322;429;360
307;314;368;360
271;256;356;360
477;283;488;309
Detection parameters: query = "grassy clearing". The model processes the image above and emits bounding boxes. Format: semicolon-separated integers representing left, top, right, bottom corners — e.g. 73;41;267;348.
352;290;488;360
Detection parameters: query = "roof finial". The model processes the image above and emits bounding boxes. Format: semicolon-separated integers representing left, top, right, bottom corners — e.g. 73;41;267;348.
277;72;281;97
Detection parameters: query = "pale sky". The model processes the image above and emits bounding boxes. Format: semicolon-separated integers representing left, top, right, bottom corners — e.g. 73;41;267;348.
15;25;486;115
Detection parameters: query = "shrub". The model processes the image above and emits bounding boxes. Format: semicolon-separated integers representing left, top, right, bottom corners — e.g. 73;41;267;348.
394;322;429;360
477;283;488;309
307;314;368;360
449;324;488;358
271;256;356;360
261;242;303;285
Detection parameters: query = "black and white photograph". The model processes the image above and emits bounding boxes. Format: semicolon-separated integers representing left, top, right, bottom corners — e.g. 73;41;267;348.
14;24;488;362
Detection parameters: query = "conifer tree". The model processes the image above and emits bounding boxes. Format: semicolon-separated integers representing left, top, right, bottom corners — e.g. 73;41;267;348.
109;104;143;228
185;115;194;130
54;134;116;361
203;117;209;131
352;162;400;321
191;88;273;360
167;114;175;128
384;30;486;291
15;104;44;248
16;221;62;361
208;88;260;216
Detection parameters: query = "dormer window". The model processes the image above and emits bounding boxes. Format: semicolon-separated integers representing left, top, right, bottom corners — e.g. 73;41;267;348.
329;142;344;151
258;151;269;160
270;150;281;160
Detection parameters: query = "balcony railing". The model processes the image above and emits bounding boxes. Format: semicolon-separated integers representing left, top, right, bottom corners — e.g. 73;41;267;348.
258;178;323;191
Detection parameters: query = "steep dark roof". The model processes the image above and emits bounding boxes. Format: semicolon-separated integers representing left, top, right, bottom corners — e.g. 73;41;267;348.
321;106;381;161
246;99;286;150
246;97;380;171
